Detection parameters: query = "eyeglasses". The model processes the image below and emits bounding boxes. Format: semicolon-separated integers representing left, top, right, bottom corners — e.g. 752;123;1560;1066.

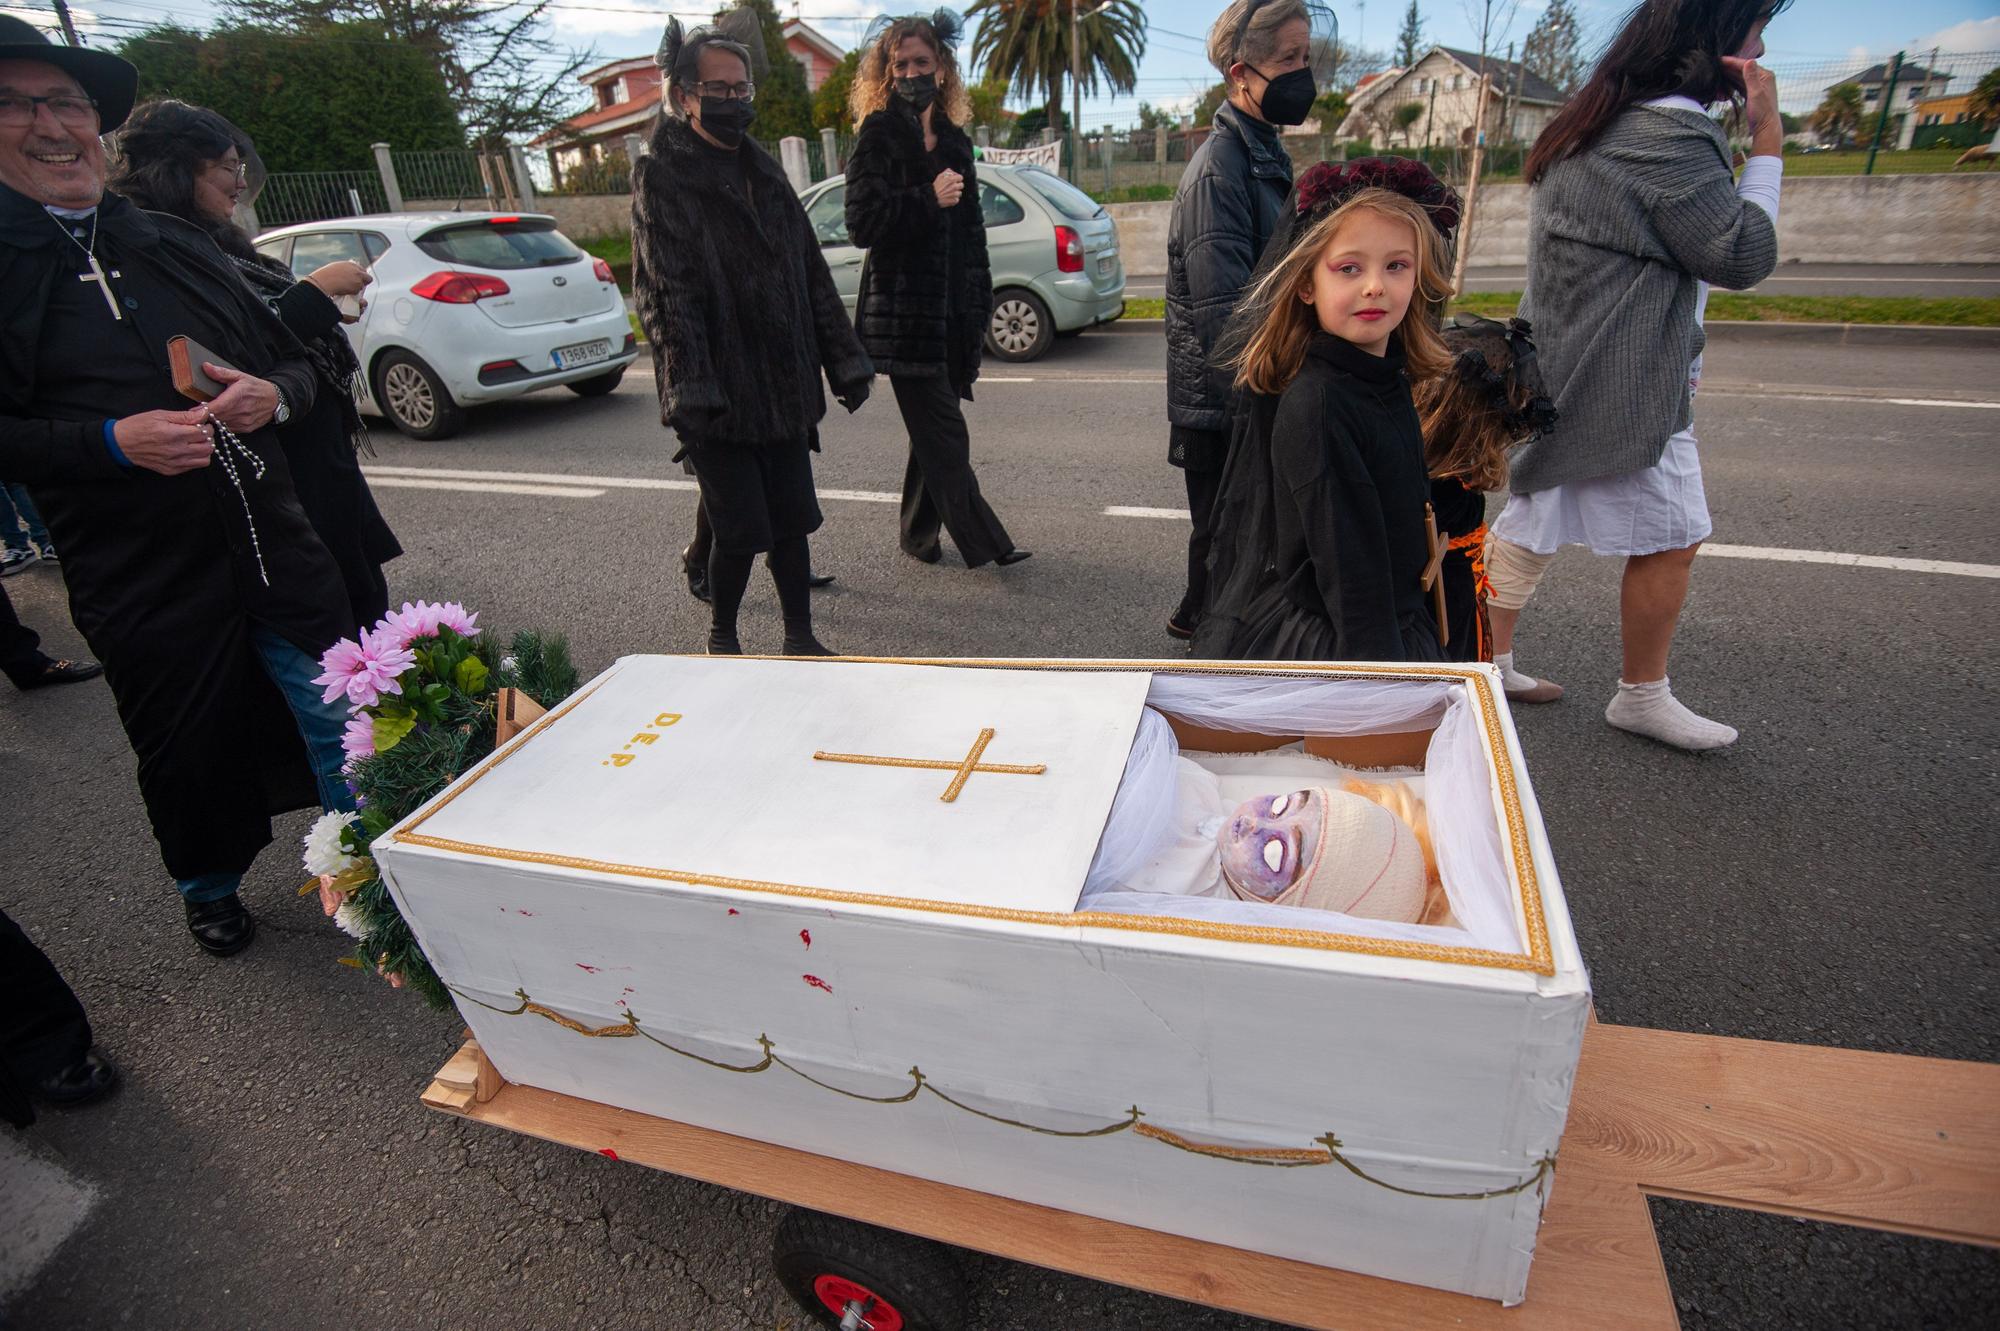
0;93;100;128
691;81;755;101
209;158;248;182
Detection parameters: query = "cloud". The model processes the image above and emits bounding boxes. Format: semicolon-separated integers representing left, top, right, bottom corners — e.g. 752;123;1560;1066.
1910;17;2000;55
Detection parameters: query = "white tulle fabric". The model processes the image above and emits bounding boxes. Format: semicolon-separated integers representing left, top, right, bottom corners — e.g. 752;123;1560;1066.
1077;673;1524;955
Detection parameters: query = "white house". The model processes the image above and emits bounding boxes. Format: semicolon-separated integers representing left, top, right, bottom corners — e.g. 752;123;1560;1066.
1337;46;1566;149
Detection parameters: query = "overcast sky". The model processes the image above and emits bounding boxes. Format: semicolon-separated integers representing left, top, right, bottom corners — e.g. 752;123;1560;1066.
16;1;2000;129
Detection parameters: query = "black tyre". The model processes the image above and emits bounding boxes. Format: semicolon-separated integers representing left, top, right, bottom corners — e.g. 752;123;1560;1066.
566;365;626;397
985;287;1055;362
772;1207;968;1331
374;349;466;440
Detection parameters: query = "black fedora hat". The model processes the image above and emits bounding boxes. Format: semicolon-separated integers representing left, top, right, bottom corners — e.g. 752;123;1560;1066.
0;15;140;132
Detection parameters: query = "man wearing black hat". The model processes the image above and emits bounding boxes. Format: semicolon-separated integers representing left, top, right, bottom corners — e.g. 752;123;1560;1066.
0;16;355;956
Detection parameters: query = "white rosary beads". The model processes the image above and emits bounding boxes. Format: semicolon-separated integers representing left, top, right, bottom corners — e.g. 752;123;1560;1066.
201;406;271;587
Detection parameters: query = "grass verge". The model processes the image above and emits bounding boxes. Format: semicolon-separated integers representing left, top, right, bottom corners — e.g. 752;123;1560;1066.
1451;292;2000;326
581;233;633;292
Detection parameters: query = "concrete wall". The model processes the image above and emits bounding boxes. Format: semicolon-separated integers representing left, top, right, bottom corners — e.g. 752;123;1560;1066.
1109;173;2000;274
404;193;632;241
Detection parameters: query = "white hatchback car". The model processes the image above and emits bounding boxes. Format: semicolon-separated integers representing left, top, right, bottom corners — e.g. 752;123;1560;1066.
254;212;639;440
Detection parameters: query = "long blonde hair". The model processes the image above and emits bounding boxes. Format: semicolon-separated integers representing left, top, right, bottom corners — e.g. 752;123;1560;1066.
848;15;973;127
1230;189;1453;396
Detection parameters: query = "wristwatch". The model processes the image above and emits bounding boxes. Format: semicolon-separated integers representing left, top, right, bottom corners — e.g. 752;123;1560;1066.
273;389;292;425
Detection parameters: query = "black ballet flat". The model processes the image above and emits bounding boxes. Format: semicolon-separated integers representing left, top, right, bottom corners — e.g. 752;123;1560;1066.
1165;614;1196;640
807;571;836;590
37;1048;119;1108
994;549;1033;567
783;634;836;656
681;547;712;604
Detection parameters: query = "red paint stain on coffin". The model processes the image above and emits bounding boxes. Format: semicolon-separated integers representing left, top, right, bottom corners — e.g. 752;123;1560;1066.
800;928;812;949
515;910;535;916
575;963;601;974
598;1148;619;1161
727;908;740;916
803;975;833;994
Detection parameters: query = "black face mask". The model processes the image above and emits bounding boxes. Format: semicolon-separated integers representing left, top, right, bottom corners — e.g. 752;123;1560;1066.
895;73;939;113
697;96;756;147
1252;65;1316;127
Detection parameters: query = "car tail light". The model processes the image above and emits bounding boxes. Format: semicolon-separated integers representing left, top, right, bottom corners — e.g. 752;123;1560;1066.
412;271;510;303
622;333;637;352
1055;225;1084;273
480;359;521;375
489;215;520;224
592;258;616;285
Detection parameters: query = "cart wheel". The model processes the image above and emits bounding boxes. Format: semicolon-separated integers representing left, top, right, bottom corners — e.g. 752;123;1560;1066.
772;1207;967;1331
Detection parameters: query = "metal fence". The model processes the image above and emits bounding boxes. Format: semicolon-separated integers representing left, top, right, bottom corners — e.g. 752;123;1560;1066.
392;149;524;206
257;170;389;229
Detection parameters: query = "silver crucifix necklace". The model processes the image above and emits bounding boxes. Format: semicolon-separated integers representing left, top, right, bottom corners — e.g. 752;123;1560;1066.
49;209;121;322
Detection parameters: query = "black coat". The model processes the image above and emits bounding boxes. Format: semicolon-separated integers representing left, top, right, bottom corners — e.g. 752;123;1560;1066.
0;184;352;880
631;118;872;446
1165;104;1294;441
845;103;991;396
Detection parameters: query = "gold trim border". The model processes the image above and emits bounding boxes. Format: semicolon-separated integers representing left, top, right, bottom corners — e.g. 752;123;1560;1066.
389;658;1556;977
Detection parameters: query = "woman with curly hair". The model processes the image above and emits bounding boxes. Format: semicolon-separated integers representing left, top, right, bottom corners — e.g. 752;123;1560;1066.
844;9;1028;571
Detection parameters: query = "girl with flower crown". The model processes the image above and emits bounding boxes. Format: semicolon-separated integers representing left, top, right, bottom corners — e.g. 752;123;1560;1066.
1192;159;1461;664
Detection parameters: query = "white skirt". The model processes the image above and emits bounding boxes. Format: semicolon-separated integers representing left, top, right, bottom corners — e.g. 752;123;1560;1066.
1492;428;1713;557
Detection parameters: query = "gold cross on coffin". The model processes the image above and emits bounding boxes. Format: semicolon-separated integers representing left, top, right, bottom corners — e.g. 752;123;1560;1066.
813;727;1047;804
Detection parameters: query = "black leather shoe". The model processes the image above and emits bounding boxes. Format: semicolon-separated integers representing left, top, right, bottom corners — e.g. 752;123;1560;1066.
185;893;256;956
807;570;836;589
36;1048;119;1108
14;656;104;691
994;549;1033;567
681;547;712;604
1165;614;1197;641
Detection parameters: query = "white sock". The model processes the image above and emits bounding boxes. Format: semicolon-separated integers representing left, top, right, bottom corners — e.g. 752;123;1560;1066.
1604;677;1738;751
1494;652;1542;693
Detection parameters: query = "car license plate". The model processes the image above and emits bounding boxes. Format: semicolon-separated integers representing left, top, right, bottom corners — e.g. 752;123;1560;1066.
552;339;612;370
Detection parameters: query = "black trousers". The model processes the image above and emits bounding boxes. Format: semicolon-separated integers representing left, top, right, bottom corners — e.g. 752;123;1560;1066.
0;582;47;688
890;374;1013;569
1177;462;1224;624
0;909;93;1128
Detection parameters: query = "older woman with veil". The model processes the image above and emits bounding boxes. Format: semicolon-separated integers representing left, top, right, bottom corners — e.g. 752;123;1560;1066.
844;9;1029;571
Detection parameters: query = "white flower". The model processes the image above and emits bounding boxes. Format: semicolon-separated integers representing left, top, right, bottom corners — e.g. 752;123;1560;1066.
303;810;361;877
499;654;519;674
332;897;369;939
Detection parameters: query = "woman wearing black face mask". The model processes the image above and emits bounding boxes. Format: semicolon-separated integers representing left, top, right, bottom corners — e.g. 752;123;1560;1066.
632;11;874;655
845;9;1029;571
1163;0;1333;640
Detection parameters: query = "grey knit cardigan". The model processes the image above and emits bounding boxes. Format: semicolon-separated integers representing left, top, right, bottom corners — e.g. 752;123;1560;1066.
1510;105;1778;494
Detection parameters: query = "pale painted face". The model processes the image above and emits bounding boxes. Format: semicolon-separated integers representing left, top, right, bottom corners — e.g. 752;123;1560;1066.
1218;789;1325;901
0;59;105;209
1302;207;1419;356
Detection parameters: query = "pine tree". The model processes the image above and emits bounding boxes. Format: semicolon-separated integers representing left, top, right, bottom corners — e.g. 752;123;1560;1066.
1520;0;1585;97
1396;2;1424;69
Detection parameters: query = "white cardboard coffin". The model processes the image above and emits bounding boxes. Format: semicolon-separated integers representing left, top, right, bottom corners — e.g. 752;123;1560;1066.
373;657;1590;1303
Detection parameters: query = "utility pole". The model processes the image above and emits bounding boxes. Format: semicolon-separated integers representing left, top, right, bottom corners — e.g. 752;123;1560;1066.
51;0;82;46
1070;0;1112;186
1450;72;1491;298
1864;50;1903;176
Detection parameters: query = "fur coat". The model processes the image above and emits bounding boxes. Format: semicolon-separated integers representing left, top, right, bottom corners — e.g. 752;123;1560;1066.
845;101;991;396
631;117;872;446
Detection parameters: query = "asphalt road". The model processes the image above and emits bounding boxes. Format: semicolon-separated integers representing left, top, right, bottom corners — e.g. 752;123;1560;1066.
1122;262;2000;299
3;327;1996;1331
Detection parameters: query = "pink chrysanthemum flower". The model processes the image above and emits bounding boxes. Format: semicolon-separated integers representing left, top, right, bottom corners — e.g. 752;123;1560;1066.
313;627;416;711
341;715;376;768
377;600;481;650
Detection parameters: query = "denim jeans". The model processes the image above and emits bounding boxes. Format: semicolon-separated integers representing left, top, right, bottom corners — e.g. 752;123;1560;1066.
1;483;48;555
176;626;357;904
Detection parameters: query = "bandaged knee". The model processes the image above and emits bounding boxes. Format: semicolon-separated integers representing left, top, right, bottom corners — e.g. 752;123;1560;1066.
1484;537;1554;611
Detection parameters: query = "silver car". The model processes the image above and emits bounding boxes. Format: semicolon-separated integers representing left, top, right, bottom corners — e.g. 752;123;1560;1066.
800;161;1126;363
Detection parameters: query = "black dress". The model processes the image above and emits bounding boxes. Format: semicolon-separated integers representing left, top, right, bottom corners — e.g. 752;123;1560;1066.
1430;475;1489;662
1195;333;1443;663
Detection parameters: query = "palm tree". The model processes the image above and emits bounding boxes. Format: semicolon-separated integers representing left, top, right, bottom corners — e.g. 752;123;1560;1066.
965;0;1147;135
1810;83;1865;149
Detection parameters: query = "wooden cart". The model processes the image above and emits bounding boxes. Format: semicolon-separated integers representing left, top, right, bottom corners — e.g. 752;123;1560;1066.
421;1018;1999;1330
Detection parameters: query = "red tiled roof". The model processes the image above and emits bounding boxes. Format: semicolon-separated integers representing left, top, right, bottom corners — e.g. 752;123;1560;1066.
535;86;662;144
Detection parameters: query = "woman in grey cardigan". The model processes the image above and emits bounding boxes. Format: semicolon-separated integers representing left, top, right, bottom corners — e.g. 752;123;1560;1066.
1485;0;1788;751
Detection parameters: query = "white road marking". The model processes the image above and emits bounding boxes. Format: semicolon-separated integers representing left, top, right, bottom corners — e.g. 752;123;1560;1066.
364;465;897;504
367;476;606;499
1099;508;1999;578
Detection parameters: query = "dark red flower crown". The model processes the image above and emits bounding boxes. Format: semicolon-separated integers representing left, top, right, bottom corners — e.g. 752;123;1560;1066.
1293;157;1462;241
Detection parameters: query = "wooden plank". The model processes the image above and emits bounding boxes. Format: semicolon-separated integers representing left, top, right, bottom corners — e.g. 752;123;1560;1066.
422;1046;1673;1330
1570;1024;2000;1247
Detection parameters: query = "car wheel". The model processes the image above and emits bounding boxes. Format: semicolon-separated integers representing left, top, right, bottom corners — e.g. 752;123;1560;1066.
375;349;466;440
565;366;626;397
986;288;1055;362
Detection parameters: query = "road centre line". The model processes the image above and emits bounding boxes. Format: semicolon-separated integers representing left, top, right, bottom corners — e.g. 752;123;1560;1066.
365;465;898;504
1102;506;1998;578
